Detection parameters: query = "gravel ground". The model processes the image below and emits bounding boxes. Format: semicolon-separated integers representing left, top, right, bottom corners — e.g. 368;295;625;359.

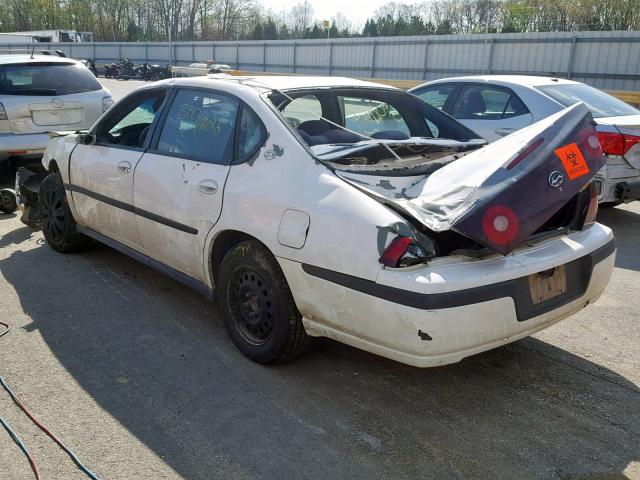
0;78;638;480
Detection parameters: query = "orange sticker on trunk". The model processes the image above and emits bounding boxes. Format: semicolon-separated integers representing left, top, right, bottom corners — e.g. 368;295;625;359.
555;143;590;180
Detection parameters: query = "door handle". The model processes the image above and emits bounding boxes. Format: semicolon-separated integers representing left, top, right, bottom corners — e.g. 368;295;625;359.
495;128;517;136
198;179;218;195
117;161;131;174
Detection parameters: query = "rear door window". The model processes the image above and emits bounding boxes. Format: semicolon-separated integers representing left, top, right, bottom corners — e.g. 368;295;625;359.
156;89;239;164
236;107;267;163
0;63;102;96
413;84;456;111
451;85;529;120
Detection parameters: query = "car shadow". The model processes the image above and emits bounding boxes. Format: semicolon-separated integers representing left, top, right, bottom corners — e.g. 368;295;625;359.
597;206;640;272
0;244;638;480
0;225;33;247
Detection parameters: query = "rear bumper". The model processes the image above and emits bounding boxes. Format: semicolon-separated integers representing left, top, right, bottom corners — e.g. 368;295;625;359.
0;133;49;161
281;223;615;367
594;157;640;203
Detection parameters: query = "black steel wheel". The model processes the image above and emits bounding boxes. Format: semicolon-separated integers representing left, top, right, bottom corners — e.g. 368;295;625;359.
0;189;17;214
217;241;308;364
38;173;90;253
229;267;276;345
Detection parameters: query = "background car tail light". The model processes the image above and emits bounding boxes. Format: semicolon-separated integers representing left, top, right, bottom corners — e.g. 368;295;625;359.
379;236;427;268
102;96;114;112
584;182;598;226
597;131;640;155
0;103;7;120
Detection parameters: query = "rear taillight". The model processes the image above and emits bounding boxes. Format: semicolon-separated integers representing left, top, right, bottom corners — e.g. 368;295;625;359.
597;131;640;156
102;96;114;112
482;205;519;245
584;182;598;226
0;103;7;120
379;236;428;268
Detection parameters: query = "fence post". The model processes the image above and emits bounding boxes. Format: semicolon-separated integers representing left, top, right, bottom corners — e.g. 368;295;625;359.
292;42;297;73
212;44;216;63
486;38;495;74
262;42;266;72
144;43;148;63
567;35;577;79
422;40;429;80
371;41;377;78
328;41;333;76
92;42;96;61
192;43;195;62
117;42;122;60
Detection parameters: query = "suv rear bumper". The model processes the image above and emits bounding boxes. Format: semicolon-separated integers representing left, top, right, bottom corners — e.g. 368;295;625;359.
0;133;49;161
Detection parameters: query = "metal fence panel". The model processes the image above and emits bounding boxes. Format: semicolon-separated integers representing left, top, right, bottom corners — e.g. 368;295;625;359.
2;31;639;91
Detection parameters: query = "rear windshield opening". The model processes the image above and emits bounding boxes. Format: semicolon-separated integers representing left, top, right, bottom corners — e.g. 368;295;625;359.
536;83;639;119
269;88;483;164
0;62;102;96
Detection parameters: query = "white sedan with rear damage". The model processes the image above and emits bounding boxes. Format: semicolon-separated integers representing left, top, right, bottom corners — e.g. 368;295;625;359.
29;75;614;367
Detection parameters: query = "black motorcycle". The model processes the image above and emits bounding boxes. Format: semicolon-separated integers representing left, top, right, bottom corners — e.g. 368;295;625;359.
81;58;98;77
144;64;171;81
116;58;136;80
103;62;121;79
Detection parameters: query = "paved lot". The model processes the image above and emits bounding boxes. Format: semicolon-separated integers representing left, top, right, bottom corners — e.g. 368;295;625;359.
0;78;639;480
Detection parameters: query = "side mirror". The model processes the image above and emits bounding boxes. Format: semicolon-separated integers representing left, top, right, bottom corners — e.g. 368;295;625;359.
76;132;96;146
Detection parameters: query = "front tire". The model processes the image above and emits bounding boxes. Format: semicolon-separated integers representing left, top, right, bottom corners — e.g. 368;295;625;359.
217;241;308;364
38;173;90;253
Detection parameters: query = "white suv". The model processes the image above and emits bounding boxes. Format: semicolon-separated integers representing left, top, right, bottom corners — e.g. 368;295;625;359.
0;53;113;165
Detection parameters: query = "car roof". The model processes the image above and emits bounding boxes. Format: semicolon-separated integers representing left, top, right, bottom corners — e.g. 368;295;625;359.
417;75;582;89
152;75;398;94
0;54;78;66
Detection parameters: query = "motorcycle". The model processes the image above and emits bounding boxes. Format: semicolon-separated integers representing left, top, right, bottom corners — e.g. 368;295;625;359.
103;62;121;79
144;64;171;81
116;58;136;80
81;58;98;77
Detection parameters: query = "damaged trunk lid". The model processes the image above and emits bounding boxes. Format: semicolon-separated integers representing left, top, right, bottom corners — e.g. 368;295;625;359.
335;103;605;255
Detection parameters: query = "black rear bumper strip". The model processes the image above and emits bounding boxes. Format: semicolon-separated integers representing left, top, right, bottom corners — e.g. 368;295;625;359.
64;183;198;235
301;238;615;322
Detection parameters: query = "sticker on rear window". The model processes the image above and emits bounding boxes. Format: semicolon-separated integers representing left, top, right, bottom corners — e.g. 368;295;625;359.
555;143;590;180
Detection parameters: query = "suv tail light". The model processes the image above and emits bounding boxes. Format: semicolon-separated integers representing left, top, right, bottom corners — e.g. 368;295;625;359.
379;236;428;268
0;103;7;120
597;131;640;156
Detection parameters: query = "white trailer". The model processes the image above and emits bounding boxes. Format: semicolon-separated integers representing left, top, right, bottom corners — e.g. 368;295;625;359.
3;30;83;42
0;33;40;43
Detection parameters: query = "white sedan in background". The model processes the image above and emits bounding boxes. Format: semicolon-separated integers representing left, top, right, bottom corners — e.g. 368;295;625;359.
411;76;640;206
24;75;614;368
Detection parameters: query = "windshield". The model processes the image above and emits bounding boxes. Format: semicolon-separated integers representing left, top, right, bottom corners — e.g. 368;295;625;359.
0;63;102;96
269;87;482;156
537;83;639;119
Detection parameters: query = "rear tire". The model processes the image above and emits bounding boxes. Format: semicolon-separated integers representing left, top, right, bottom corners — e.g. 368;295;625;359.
0;189;17;214
38;173;90;253
217;241;308;364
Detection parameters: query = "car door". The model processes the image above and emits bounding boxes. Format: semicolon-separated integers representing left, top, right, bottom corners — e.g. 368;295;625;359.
448;84;534;141
132;88;266;283
69;88;167;248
